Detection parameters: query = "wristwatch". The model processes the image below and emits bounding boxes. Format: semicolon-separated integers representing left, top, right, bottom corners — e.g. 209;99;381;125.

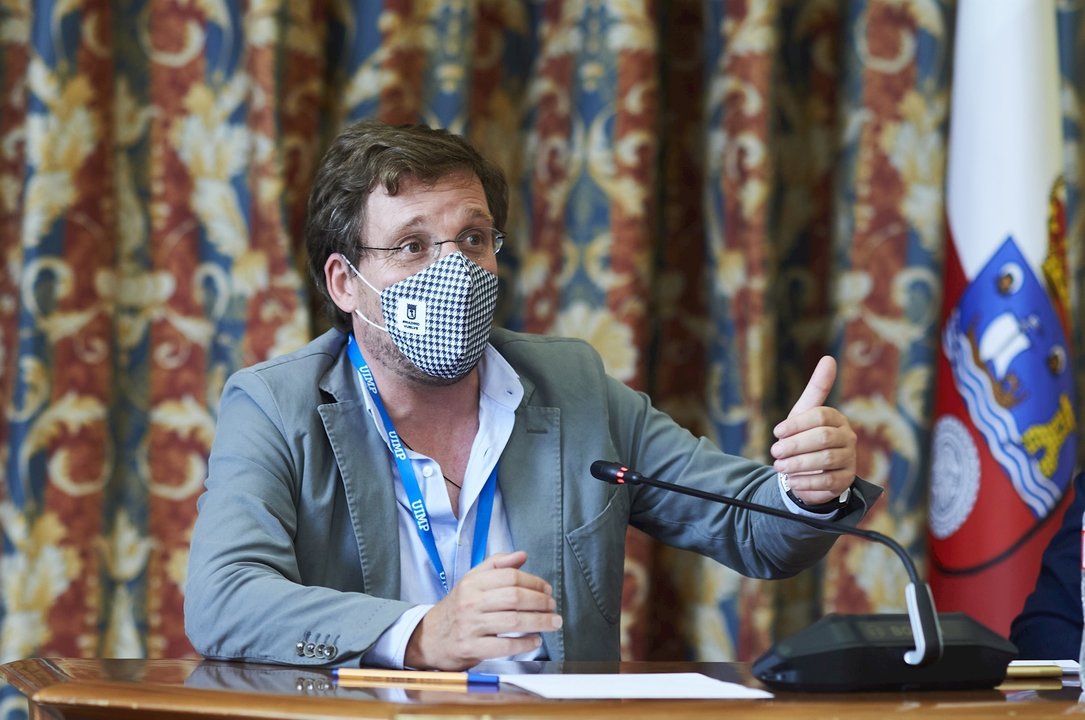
778;472;851;514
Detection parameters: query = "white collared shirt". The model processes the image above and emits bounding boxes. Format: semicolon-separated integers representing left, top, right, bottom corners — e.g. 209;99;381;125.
356;345;541;668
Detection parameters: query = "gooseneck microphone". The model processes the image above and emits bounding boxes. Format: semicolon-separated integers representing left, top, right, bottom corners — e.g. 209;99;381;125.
589;460;1017;691
589;461;942;665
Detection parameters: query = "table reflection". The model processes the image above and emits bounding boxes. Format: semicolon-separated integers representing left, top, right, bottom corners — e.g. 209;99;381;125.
183;659;546;705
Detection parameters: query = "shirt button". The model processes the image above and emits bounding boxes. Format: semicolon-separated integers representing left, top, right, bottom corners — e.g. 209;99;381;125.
422;466;434;478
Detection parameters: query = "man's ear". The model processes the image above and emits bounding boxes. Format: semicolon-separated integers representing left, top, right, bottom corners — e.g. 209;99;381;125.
325;254;359;314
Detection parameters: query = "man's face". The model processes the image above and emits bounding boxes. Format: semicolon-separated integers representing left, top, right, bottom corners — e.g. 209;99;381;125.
351;171;498;384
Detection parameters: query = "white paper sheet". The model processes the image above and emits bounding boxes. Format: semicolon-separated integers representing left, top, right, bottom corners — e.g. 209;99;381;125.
498;672;773;699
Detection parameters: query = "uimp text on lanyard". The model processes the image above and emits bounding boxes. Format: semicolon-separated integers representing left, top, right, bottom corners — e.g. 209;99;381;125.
346;334;497;594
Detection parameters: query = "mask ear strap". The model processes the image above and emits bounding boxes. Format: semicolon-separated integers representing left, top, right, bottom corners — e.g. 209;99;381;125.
340;253;390;333
339;253;381;295
354;308;389;333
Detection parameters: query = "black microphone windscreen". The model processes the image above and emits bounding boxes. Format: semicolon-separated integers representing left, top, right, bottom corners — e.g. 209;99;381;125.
590;460;621;483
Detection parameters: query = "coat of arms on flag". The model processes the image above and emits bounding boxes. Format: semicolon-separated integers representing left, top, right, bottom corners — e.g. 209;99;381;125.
929;162;1075;634
932;225;1075;543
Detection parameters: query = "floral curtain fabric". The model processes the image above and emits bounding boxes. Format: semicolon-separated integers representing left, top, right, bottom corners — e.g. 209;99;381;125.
2;1;1084;718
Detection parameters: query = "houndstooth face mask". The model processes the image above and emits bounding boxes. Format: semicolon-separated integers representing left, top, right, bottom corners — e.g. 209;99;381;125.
344;251;498;380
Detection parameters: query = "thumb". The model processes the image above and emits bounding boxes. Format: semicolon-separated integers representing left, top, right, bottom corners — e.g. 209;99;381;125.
788;356;837;418
484;550;528;570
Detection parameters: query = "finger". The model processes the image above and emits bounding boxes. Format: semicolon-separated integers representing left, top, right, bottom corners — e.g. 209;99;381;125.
472;584;558;613
475;609;564;636
464;565;553;596
781;407;846;435
451;605;562;656
481;550;528;570
771;422;853;461
774;407;849;444
785;356;837;419
418;630;546;670
773;447;853;476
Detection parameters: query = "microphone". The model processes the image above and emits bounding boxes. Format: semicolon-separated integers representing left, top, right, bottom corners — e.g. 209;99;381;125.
589;460;1017;691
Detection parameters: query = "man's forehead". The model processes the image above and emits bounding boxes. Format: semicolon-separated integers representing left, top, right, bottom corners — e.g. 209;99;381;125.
373;169;482;196
362;172;492;235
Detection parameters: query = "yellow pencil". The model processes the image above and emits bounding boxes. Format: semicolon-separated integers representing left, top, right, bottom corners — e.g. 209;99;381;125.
1004;664;1063;679
333;668;501;686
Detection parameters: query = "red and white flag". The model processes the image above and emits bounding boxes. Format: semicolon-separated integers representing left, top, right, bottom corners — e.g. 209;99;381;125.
928;0;1075;636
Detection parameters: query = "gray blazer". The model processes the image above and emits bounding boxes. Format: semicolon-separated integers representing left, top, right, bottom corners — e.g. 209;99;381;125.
184;328;879;667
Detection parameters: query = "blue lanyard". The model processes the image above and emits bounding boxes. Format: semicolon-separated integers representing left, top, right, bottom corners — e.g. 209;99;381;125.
346;335;497;594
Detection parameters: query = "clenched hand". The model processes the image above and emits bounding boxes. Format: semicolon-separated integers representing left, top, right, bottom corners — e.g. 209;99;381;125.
404;551;563;670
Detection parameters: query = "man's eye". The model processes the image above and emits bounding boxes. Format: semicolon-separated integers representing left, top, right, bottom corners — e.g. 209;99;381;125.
398;239;427;256
461;231;485;247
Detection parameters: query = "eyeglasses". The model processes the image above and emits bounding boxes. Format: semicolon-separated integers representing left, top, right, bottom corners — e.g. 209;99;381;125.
358;227;504;268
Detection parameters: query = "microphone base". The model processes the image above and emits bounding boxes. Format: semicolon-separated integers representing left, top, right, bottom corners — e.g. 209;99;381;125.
752;612;1017;692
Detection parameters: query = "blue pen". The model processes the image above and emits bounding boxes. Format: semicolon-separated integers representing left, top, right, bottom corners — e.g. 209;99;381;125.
466;672;501;685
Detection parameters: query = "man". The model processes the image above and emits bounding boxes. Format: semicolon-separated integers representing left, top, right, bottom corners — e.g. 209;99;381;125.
1009;471;1084;660
184;121;879;670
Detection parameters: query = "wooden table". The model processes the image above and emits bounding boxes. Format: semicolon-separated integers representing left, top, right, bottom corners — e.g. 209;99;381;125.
2;657;1079;720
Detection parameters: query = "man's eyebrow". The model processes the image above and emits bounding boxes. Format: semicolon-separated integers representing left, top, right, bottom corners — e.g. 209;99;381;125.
388;209;494;238
387;216;428;237
462;206;494;224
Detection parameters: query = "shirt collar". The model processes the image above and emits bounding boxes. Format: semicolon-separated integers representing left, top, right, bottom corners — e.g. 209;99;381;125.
354;343;523;439
478;344;523;412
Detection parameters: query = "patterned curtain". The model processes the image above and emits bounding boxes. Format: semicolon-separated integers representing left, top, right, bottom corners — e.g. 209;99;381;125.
2;1;1084;717
0;2;316;716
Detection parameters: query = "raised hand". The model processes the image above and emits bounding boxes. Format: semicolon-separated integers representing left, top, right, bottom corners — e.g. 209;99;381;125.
403;550;563;670
770;356;857;505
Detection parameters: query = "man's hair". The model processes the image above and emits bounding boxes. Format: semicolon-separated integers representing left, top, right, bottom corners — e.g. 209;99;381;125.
304;121;509;331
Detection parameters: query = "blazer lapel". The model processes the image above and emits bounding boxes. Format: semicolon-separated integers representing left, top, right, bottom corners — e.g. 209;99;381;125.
318;345;401;600
500;376;565;661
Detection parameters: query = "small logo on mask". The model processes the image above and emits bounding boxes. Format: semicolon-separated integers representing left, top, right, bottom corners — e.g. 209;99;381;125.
396;298;426;334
